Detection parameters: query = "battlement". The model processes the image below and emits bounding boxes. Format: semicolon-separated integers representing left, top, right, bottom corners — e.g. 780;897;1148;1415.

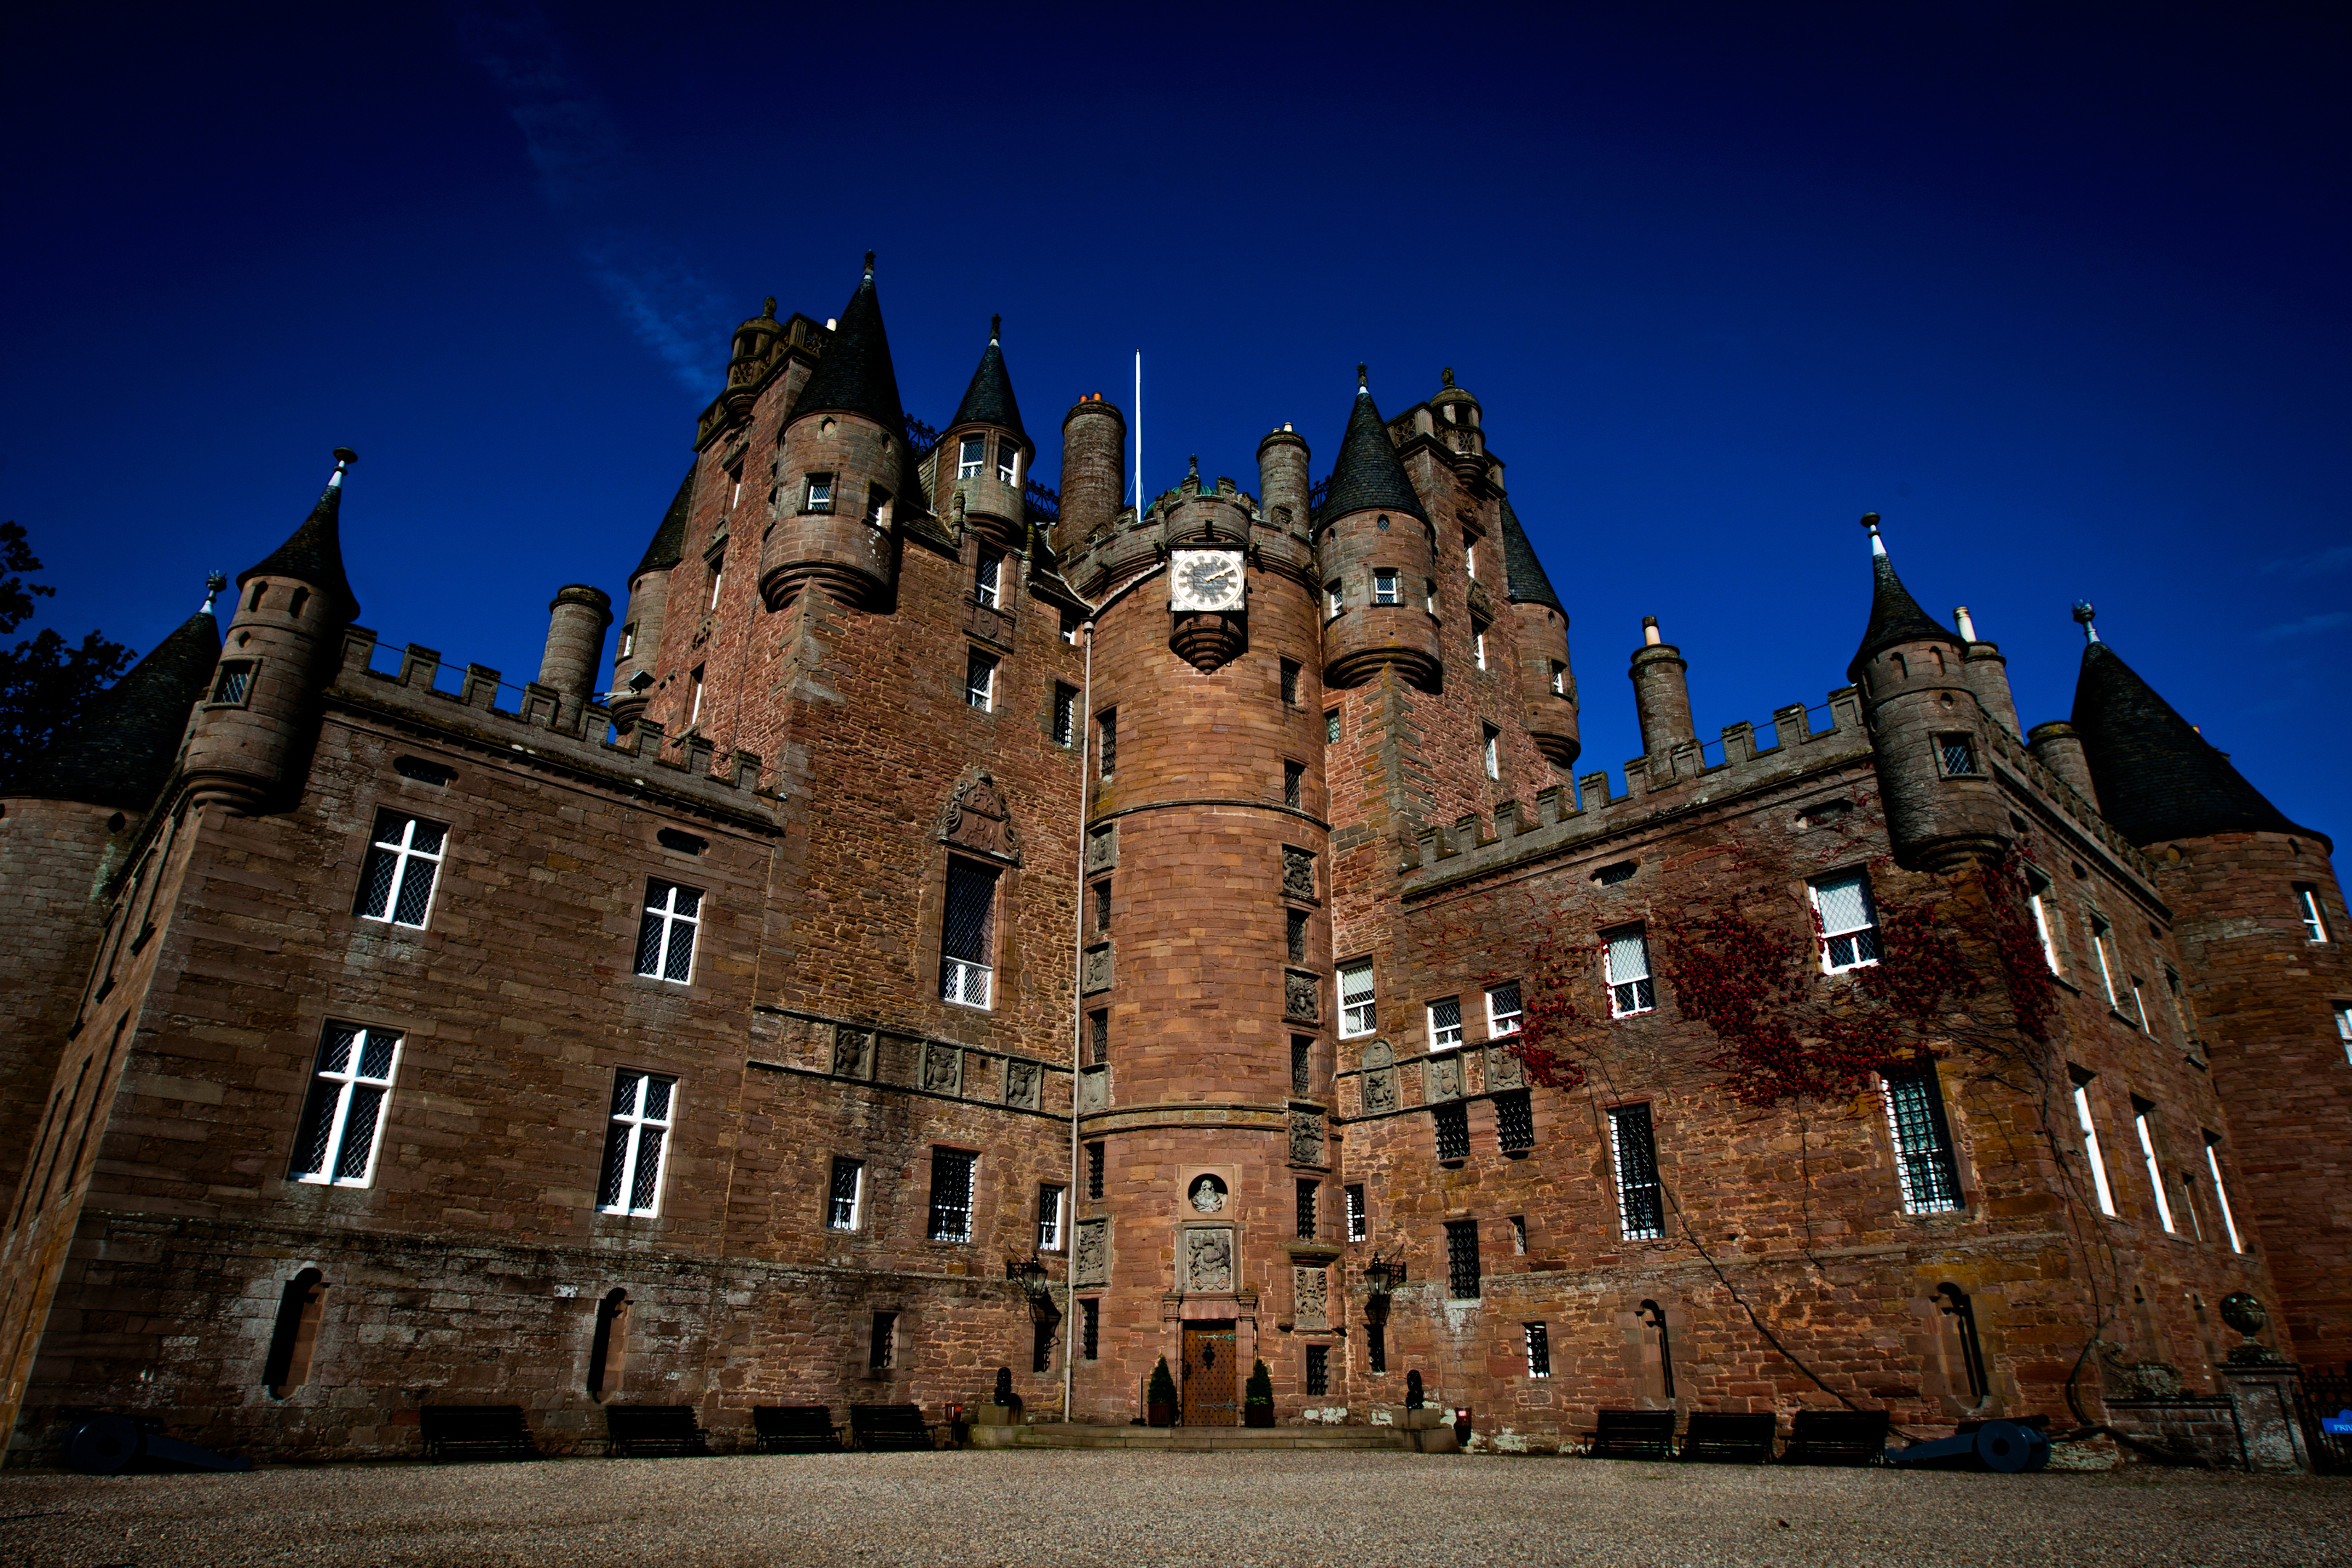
1983;722;2159;885
1402;687;1871;891
327;626;781;828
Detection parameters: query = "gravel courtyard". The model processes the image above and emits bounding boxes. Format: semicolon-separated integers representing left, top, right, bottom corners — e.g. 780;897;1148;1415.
1;1450;2345;1568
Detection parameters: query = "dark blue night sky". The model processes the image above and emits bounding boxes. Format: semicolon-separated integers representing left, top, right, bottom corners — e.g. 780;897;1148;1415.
4;3;2345;835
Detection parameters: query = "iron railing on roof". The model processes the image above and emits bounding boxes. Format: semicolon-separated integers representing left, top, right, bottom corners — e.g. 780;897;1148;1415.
1307;475;1330;514
1024;480;1061;523
904;415;944;460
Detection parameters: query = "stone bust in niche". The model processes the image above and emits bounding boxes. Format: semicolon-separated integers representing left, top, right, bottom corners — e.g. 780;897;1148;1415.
1188;1174;1228;1213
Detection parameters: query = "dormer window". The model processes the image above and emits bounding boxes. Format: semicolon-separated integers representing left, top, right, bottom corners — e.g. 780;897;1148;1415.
805;473;833;513
997;440;1018;486
958;434;986;479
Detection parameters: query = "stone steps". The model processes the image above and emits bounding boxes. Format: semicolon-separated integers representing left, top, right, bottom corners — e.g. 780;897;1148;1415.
971;1422;1455;1453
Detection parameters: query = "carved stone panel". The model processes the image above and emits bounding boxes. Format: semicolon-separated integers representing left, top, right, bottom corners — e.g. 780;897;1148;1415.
1282;845;1316;902
1289;1108;1325;1167
1363;1066;1399;1115
1361;1039;1395;1071
1004;1058;1042;1109
1294;1267;1330;1331
1077;1064;1109;1113
937;770;1021;865
923;1042;963;1096
1184;1228;1234;1294
1283;969;1320;1023
1082;943;1114;995
831;1025;874;1079
1074;1219;1110;1287
1490;1045;1524;1090
1085;822;1118;873
1428;1052;1462;1101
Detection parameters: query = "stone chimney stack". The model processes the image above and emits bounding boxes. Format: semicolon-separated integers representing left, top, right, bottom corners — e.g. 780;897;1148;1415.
1630;616;1695;761
539;584;613;725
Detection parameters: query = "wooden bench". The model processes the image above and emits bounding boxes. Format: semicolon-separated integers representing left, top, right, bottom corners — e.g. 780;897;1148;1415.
420;1405;540;1463
849;1404;935;1452
1781;1408;1889;1466
752;1405;842;1453
603;1404;712;1458
1585;1408;1677;1460
1678;1411;1777;1463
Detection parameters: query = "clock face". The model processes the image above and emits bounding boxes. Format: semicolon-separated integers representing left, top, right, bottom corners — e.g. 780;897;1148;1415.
1171;549;1245;613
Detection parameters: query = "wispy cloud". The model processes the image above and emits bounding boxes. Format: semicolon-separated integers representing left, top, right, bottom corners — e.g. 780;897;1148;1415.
452;1;733;394
2256;611;2351;642
2261;543;2352;576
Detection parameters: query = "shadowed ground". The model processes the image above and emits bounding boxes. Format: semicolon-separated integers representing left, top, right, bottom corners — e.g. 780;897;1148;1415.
1;1450;2345;1567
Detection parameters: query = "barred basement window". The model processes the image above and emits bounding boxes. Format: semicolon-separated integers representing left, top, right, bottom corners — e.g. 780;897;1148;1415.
1495;1089;1535;1153
354;809;446;927
1088;1010;1108;1066
1434;1102;1469;1162
1325;709;1341;744
870;1311;897;1370
1339;960;1376;1037
2203;1133;2244;1252
1813;870;1882;972
1284;759;1304;808
927;1147;977;1242
1445;1218;1482;1299
1609;1103;1665;1239
1098;709;1117;775
1604;926;1655;1017
827;1156;863;1230
1373;568;1400;605
1053;682;1077;746
1033;1320;1055;1374
975;549;1003;609
1346;1183;1366;1242
1287;909;1307;962
210;659;255;706
965;650;997;711
1428;995;1463;1050
1291;1035;1311;1095
1296;1179;1319;1239
289;1023;401;1187
1524;1322;1551;1378
1593;860;1637;888
940;859;999;1008
1305;1344;1330;1395
1937;733;1979;777
2131;1096;2175;1233
1081;1298;1101;1360
1038;1184;1064;1250
2297;884;2330;943
1486;981;1522;1037
2069;1069;2118;1216
1881;1068;1963;1214
1094;879;1113;934
957;433;986;478
1086;1141;1104;1199
635;879;702;984
1281;658;1300;706
597;1070;675;1217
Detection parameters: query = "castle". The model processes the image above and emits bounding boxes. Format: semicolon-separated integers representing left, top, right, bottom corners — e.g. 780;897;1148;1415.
1;254;2345;1465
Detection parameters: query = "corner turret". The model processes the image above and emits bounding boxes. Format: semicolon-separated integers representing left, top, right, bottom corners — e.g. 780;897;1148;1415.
610;467;692;732
1848;514;2009;871
940;315;1032;552
1318;367;1441;690
180;449;362;814
1499;497;1578;767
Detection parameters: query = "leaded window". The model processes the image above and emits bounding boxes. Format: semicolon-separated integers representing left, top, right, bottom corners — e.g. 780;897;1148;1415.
1053;683;1077;746
1281;659;1299;706
827;1156;862;1230
1086;1140;1104;1199
1445;1218;1481;1299
941;859;998;1008
997;438;1018;486
1081;1299;1100;1360
1486;981;1522;1037
1609;1103;1664;1239
957;433;985;478
1291;1035;1310;1095
1428;996;1463;1050
1038;1183;1064;1250
354;809;445;928
1881;1069;1962;1214
1813;870;1882;973
1284;760;1304;808
635;879;701;984
210;659;254;706
927;1147;976;1242
1434;1101;1469;1162
1325;709;1341;744
1937;734;1979;777
1495;1089;1535;1153
975;550;1003;609
1287;910;1307;962
1605;927;1655;1017
965;649;997;711
805;473;833;513
1339;960;1376;1037
1346;1183;1366;1242
597;1070;674;1217
1098;709;1116;775
1373;568;1400;605
290;1023;400;1187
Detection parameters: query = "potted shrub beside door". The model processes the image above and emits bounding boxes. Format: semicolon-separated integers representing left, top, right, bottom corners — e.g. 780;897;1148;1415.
1244;1359;1275;1427
1148;1356;1178;1427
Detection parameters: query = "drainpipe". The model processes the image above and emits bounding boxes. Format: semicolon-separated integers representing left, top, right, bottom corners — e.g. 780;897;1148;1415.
1064;614;1094;1421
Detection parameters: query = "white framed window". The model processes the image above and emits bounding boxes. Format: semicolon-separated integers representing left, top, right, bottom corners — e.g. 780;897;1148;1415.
827;1156;863;1230
1346;1183;1366;1242
597;1069;675;1217
2297;885;2329;942
865;483;891;527
289;1022;400;1187
1482;724;1500;780
927;1147;977;1242
2337;1003;2352;1066
1486;981;1523;1037
965;650;997;711
1471;621;1489;670
2088;915;2120;1008
2071;1074;2117;1216
1038;1183;1064;1250
2026;869;2059;973
957;434;986;479
1604;927;1654;1017
1373;568;1399;605
1812;870;1882;973
2133;1100;2176;1233
634;879;702;984
1549;662;1566;696
354;809;446;928
997;439;1018;486
976;550;1003;609
805;473;833;513
941;858;999;1008
1881;1068;1963;1214
1339;959;1376;1037
2203;1135;2244;1252
1427;995;1463;1050
1325;581;1342;618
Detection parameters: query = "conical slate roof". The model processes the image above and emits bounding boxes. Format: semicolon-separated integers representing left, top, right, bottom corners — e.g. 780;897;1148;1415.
1846;523;1958;682
2071;635;2326;850
633;467;695;580
1498;496;1564;616
950;319;1026;444
1318;373;1426;525
240;467;360;621
789;256;907;435
1;603;220;810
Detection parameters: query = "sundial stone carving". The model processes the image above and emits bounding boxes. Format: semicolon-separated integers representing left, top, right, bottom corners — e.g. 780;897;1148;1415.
1294;1267;1329;1331
1004;1059;1042;1109
923;1042;963;1096
1289;1109;1325;1166
1185;1228;1234;1293
1284;969;1320;1023
831;1025;873;1079
1282;846;1316;901
1074;1219;1109;1286
937;770;1021;865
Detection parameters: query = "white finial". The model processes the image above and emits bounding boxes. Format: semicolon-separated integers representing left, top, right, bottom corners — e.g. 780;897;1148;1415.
1954;605;1977;642
329;445;356;489
201;571;226;614
1861;511;1885;558
2073;600;2099;643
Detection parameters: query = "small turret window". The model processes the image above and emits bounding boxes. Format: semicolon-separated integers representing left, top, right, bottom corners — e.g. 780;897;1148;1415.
1373;568;1400;605
997;440;1018;486
1937;734;1979;777
805;473;833;513
210;660;256;707
1551;662;1567;696
2295;884;2329;942
1325;581;1342;618
1811;871;1882;973
865;484;891;527
958;435;986;479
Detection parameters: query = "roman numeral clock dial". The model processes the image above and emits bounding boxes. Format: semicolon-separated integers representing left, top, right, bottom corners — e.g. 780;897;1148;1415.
1170;549;1245;613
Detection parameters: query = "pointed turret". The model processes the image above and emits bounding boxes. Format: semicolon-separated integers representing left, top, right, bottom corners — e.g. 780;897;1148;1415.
1846;513;1958;684
611;466;694;731
1318;367;1440;690
941;315;1034;552
1498;497;1563;616
1500;497;1579;767
1319;366;1427;526
788;253;906;434
2068;606;2326;849
0;583;222;812
238;449;361;623
950;316;1026;443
